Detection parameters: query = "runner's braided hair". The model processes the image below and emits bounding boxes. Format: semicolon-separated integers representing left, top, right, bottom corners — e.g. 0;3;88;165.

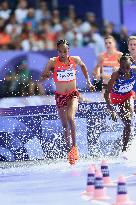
120;53;133;64
57;39;69;47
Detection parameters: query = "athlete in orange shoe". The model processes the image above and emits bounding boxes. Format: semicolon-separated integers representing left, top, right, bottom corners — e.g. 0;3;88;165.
40;39;95;165
92;35;123;98
68;145;79;165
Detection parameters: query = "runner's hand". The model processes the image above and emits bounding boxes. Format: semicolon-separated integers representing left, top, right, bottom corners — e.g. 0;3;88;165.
110;111;118;122
88;84;96;92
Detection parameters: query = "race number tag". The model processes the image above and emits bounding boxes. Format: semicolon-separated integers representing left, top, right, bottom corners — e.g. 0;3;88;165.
118;82;135;93
57;68;75;81
103;66;113;76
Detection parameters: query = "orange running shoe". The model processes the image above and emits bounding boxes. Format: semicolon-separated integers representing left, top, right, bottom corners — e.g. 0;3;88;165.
68;147;75;165
68;146;79;165
73;146;79;161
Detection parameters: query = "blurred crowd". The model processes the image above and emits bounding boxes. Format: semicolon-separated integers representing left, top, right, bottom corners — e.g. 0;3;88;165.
0;0;133;97
3;59;45;97
0;0;131;54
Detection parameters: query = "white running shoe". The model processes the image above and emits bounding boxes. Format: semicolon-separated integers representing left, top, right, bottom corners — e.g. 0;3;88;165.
120;151;128;161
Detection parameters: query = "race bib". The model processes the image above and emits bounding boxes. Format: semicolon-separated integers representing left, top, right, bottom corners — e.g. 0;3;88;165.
57;68;75;81
118;82;135;93
103;66;113;76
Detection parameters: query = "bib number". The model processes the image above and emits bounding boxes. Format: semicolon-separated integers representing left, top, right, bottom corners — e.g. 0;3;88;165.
118;82;135;93
57;69;75;81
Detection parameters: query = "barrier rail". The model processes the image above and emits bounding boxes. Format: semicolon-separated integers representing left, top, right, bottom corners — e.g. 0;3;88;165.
0;102;129;162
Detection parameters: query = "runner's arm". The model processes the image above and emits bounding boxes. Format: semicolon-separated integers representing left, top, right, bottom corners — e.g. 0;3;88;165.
92;55;103;80
104;72;118;111
40;58;54;82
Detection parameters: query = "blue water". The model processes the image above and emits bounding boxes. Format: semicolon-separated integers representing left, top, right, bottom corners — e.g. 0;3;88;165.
0;93;136;205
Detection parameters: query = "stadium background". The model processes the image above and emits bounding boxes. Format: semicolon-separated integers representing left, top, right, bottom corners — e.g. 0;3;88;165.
0;0;136;161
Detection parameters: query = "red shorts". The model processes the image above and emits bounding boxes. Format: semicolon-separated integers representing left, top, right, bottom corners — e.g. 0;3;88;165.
110;91;135;105
55;89;79;108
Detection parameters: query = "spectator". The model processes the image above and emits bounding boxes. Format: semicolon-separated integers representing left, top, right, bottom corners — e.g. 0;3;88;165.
17;60;32;96
15;0;28;24
79;21;92;46
37;19;56;50
4;60;31;97
5;13;22;39
103;22;120;44
21;30;39;51
86;11;97;26
4;65;21;97
51;9;61;25
23;8;37;31
65;27;83;47
0;20;11;49
88;23;105;56
66;4;77;28
118;26;129;54
0;1;11;20
35;0;51;23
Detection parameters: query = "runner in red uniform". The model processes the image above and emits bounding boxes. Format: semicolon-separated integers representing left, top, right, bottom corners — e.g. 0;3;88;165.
93;35;122;96
40;39;95;164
